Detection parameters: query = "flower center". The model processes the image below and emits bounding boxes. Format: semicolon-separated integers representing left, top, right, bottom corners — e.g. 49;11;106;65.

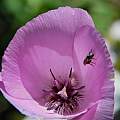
57;86;68;99
43;68;85;115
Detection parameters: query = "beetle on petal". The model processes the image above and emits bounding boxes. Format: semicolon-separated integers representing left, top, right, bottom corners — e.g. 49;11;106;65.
83;49;96;66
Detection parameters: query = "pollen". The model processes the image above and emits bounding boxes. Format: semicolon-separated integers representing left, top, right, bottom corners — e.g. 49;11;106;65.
57;86;68;99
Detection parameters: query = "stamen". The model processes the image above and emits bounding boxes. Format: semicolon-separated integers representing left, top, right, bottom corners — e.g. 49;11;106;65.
44;68;85;115
69;67;72;78
50;69;56;80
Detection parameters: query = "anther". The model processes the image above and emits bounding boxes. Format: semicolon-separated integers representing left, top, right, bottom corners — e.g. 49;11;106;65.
50;69;56;80
69;67;72;78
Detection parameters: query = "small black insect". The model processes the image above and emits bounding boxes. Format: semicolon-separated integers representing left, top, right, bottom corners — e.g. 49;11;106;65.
83;49;95;66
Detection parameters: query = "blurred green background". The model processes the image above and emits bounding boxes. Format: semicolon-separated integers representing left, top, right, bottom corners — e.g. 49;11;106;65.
0;0;120;120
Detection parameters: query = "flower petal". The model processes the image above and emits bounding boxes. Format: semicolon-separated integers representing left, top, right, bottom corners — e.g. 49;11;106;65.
2;7;95;105
0;72;8;92
73;25;114;104
18;44;73;105
94;99;114;120
94;80;114;120
69;80;114;120
0;86;99;119
0;72;3;90
0;88;64;119
31;6;94;35
2;51;33;99
72;104;97;120
1;7;95;118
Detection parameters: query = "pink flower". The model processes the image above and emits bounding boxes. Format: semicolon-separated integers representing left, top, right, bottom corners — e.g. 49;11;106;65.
0;7;114;120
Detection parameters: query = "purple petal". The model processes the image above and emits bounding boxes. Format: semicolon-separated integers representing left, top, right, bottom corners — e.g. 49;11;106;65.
1;7;95;118
72;104;97;120
94;80;114;120
94;99;114;120
1;85;99;119
0;88;64;119
0;72;3;90
2;53;33;99
33;6;94;34
69;80;114;120
2;26;74;109
1;74;57;118
2;7;94;101
0;72;9;92
73;25;114;104
19;44;73;104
